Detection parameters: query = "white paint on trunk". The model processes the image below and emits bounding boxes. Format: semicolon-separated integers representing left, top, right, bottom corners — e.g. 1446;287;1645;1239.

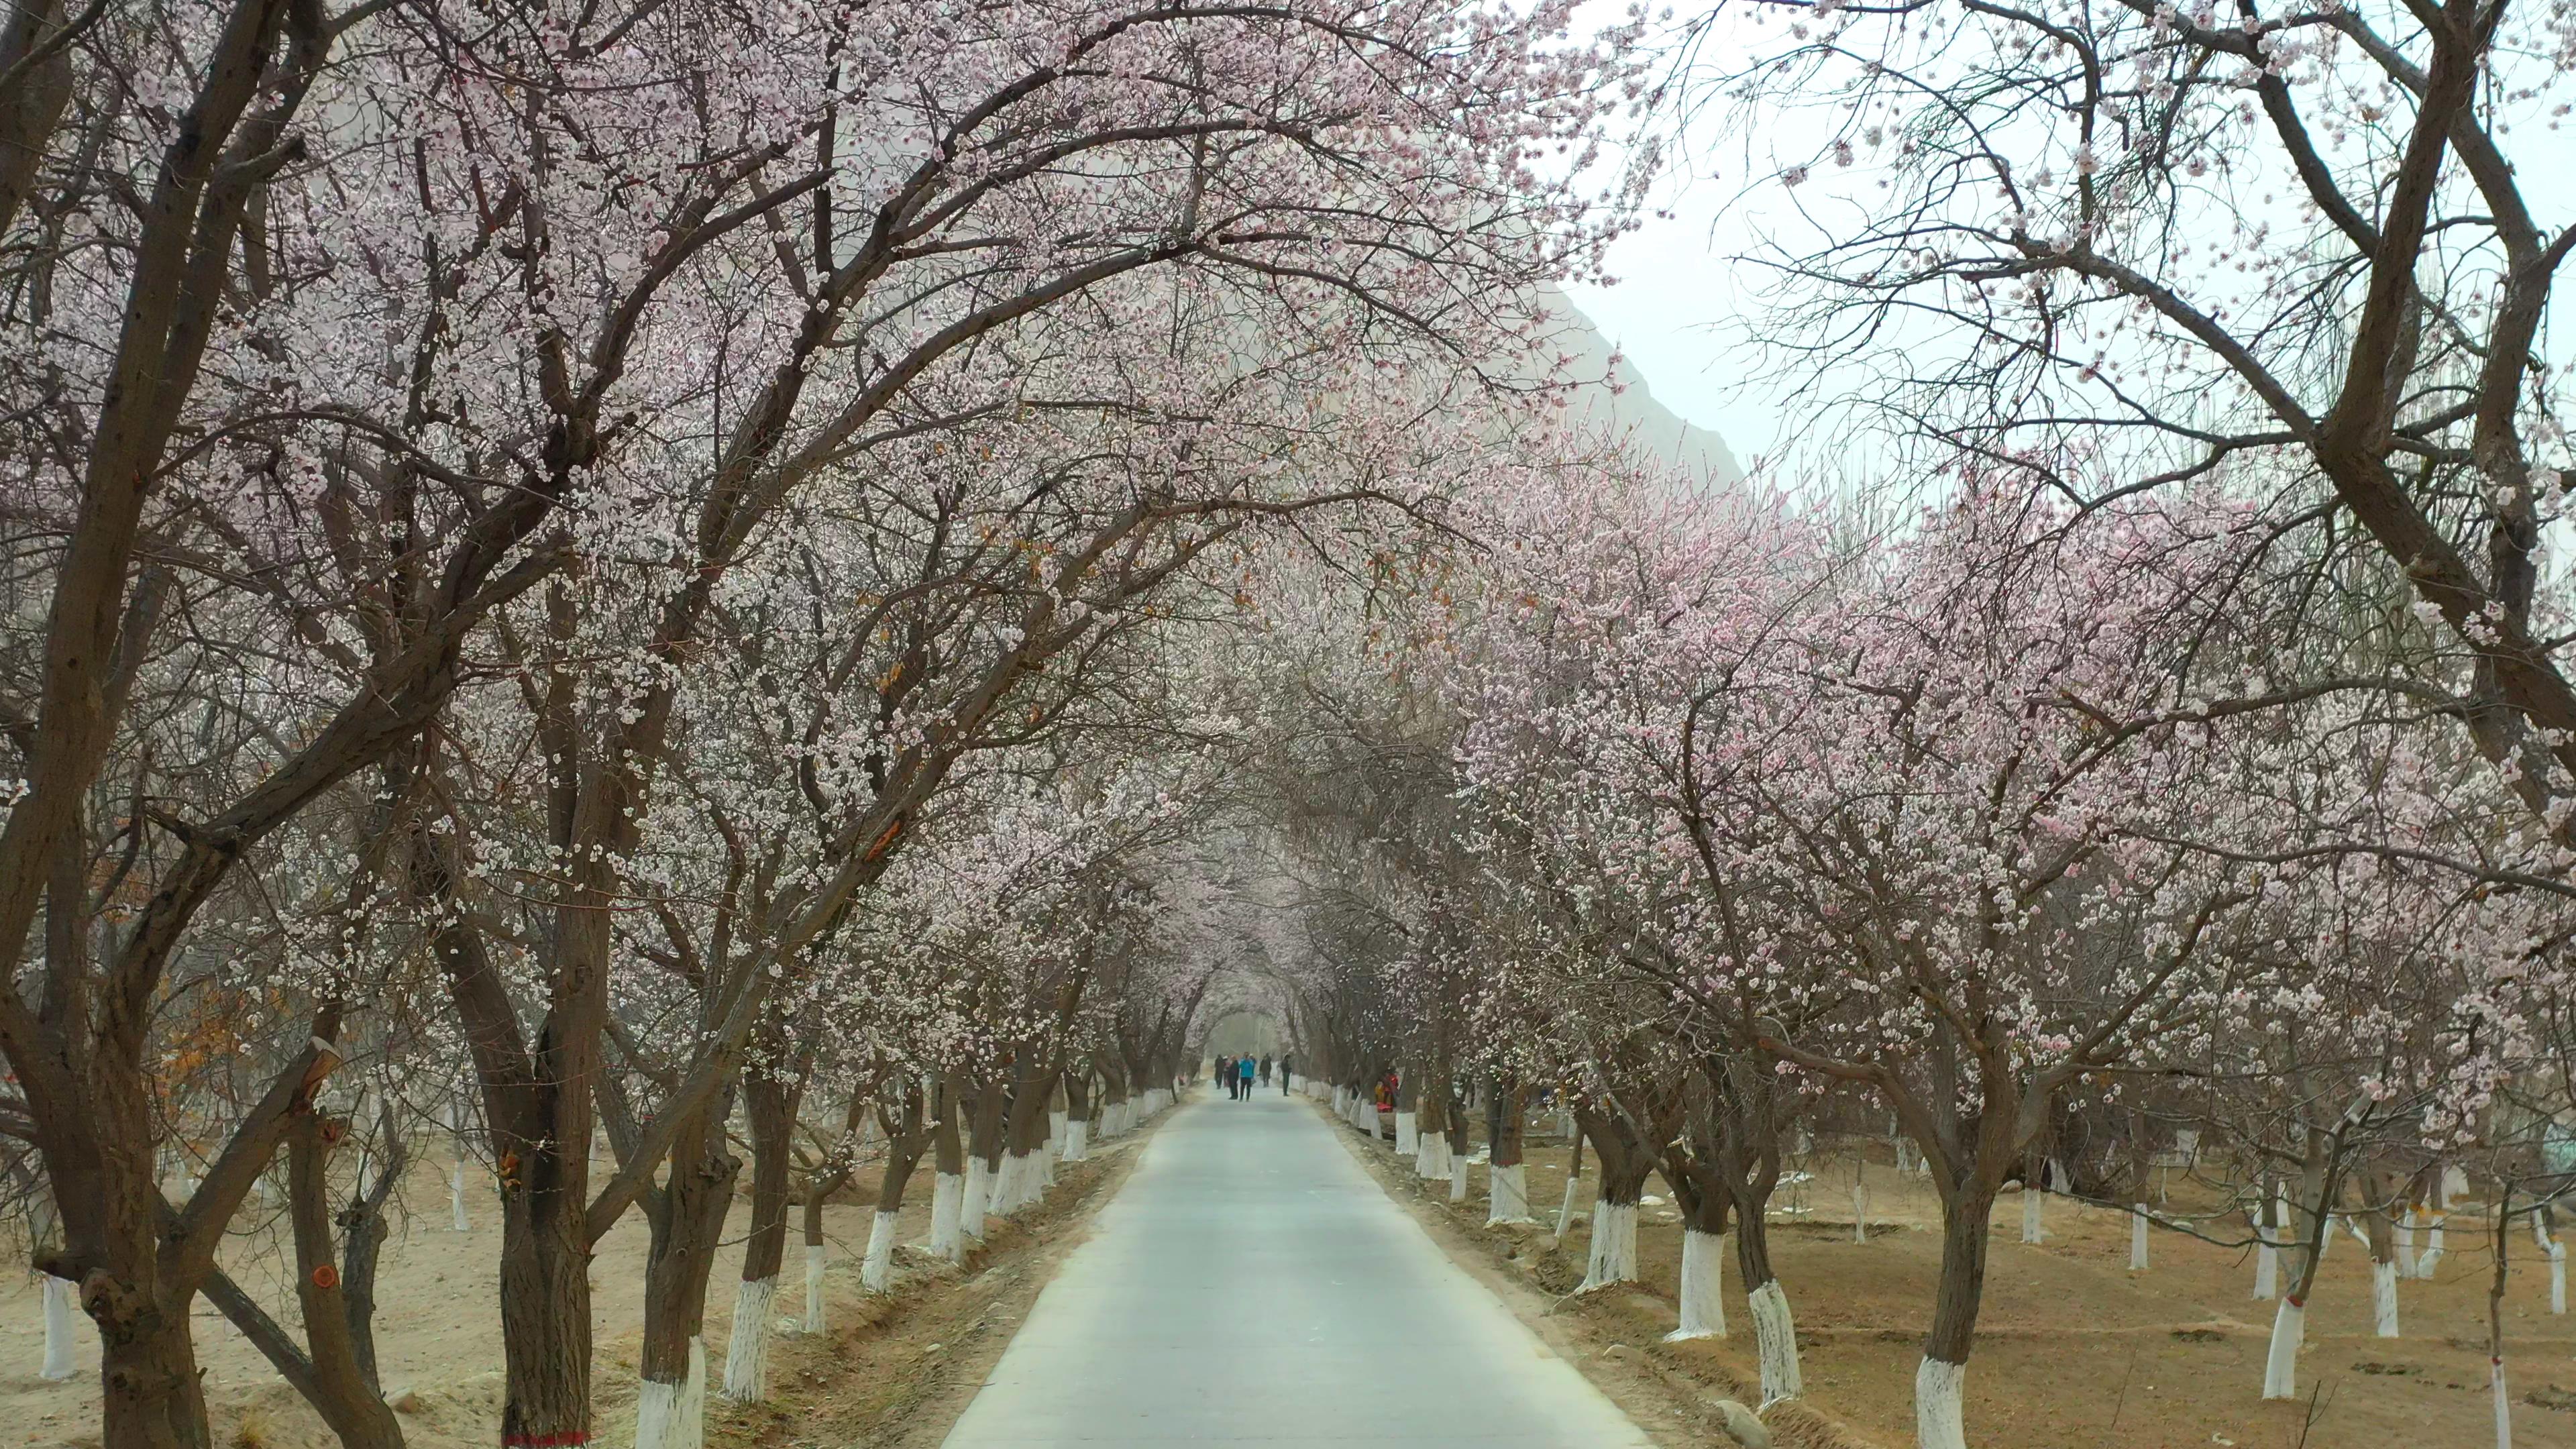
1915;1356;1966;1449
2373;1259;2400;1337
1062;1120;1089;1163
1393;1110;1417;1156
1853;1185;1869;1243
928;1172;965;1261
1749;1278;1803;1403
1449;1152;1469;1203
989;1151;1028;1216
450;1159;470;1232
2495;1356;2514;1449
961;1157;991;1238
862;1209;900;1293
1415;1130;1449;1181
2396;1216;2415;1277
2551;1243;2565;1314
1556;1174;1589;1236
2254;1238;2278;1300
2020;1183;2044;1243
1666;1229;1726;1340
1488;1163;1534;1226
2420;1220;2445;1277
2261;1299;2305;1399
41;1275;79;1380
804;1244;828;1332
2131;1205;2149;1271
722;1277;776;1402
635;1339;706;1449
1580;1200;1638;1290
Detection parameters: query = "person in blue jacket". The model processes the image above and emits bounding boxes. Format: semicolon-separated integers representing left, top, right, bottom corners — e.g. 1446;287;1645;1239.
1237;1055;1255;1099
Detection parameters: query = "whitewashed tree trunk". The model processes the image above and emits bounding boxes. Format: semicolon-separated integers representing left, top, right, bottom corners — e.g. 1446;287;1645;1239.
928;1171;965;1261
2396;1215;2416;1277
635;1339;707;1449
1393;1110;1417;1156
1556;1174;1588;1236
2261;1298;2305;1399
990;1152;1027;1216
2020;1183;2044;1242
2131;1205;2149;1271
804;1244;828;1332
1666;1230;1726;1340
1579;1201;1638;1290
961;1157;991;1239
2420;1218;2447;1277
40;1275;80;1380
1416;1131;1449;1181
2551;1243;2566;1314
863;1209;900;1292
1062;1120;1089;1163
722;1277;777;1402
1749;1279;1802;1403
2373;1260;2401;1337
1915;1356;1967;1449
2495;1356;2514;1449
1449;1152;1468;1203
1488;1164;1533;1225
1853;1185;1869;1243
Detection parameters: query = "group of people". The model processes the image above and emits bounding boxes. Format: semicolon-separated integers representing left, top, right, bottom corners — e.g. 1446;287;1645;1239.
1214;1053;1291;1099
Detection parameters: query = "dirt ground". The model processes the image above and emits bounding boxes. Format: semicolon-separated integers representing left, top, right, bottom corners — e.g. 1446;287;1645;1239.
1;1111;1169;1449
1334;1099;2576;1449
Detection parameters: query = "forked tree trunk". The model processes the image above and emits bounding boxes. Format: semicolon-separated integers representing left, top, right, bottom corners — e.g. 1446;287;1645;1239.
1574;1110;1654;1292
635;1099;737;1449
1661;1155;1731;1343
866;1090;930;1295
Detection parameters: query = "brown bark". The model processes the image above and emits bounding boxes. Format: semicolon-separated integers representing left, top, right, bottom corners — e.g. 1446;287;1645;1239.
739;1069;804;1288
1925;1187;1996;1365
1485;1078;1524;1171
282;1114;405;1449
873;1082;930;1216
931;1074;964;1177
637;1096;738;1393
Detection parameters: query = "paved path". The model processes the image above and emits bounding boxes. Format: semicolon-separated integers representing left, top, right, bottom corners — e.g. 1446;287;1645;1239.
940;1089;1657;1448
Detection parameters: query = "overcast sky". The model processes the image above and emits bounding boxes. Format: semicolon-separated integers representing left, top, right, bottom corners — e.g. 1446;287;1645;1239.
1568;14;2576;482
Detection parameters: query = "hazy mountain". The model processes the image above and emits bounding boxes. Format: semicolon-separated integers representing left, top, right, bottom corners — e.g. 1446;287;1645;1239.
1542;288;1743;487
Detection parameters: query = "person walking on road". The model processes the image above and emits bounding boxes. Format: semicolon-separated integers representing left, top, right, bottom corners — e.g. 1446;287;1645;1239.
1218;1057;1234;1099
1238;1055;1256;1099
1258;1055;1273;1087
1279;1054;1294;1095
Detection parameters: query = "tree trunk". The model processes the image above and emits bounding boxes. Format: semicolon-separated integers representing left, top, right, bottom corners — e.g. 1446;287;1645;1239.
1061;1073;1092;1163
724;1070;799;1403
1485;1081;1532;1225
282;1114;406;1449
635;1098;737;1449
1414;1067;1450;1181
1915;1186;1996;1449
1574;1110;1654;1291
927;1073;967;1260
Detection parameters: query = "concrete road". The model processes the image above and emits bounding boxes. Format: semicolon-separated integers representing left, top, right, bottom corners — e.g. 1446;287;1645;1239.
940;1089;1658;1448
